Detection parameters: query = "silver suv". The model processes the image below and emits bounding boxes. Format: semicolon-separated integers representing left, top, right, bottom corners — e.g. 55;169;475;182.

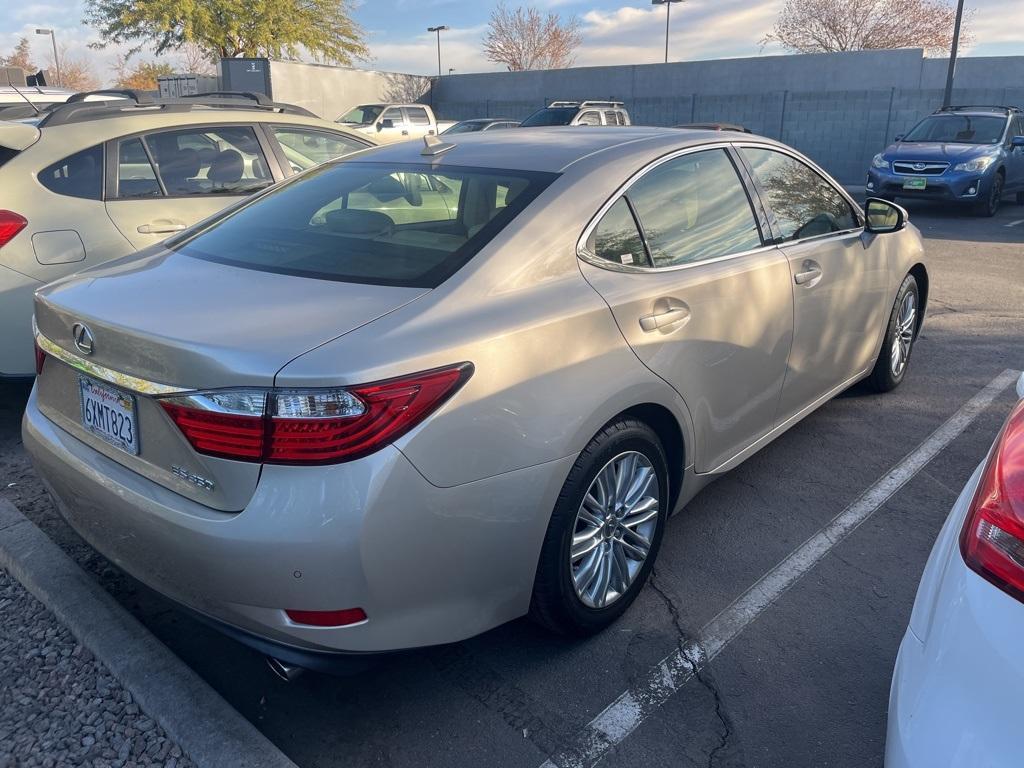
0;90;374;377
520;100;631;127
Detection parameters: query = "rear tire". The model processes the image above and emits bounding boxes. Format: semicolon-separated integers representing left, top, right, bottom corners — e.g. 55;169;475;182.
867;274;919;393
530;418;669;635
1016;190;1024;205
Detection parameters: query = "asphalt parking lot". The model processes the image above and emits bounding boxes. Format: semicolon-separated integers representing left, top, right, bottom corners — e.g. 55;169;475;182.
1;196;1022;768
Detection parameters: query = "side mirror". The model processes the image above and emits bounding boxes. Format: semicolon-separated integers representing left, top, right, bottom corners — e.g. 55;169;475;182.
864;198;906;234
894;134;904;142
1012;135;1024;148
378;118;394;131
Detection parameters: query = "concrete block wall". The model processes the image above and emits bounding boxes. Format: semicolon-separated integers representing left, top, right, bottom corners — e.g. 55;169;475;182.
428;50;1024;184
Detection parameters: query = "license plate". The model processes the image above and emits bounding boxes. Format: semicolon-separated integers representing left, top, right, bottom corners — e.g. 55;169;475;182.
79;376;139;455
903;177;927;190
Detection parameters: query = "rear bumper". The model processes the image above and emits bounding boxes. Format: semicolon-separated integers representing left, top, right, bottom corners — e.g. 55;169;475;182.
866;167;993;203
0;264;42;377
886;463;1024;768
23;385;574;654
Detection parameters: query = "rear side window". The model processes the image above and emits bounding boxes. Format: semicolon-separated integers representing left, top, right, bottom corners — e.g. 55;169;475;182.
586;198;649;268
742;147;857;241
171;162;557;288
272;127;367;172
39;145;103;200
117;137;161;198
626;148;762;267
406;107;430;126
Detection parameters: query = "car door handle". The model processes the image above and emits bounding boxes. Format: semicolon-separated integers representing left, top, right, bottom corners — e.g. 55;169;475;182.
137;221;186;235
639;299;691;332
401;129;409;136
794;262;823;285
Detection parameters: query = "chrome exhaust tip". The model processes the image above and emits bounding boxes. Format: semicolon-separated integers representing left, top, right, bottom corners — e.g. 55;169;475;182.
266;656;304;682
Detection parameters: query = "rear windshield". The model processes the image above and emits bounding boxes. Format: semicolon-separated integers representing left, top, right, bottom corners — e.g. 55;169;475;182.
902;114;1006;144
171;162;557;288
520;107;577;127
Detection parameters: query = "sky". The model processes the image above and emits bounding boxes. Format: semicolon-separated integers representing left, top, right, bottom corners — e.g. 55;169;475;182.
2;0;1023;86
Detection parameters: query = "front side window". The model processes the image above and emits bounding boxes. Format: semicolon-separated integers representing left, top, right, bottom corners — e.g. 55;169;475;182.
272;127;367;172
902;114;1006;145
742;147;857;242
143;126;273;197
625;149;763;267
39;145;103;200
577;111;601;126
520;107;577;127
381;108;404;125
338;105;383;125
170;162;557;288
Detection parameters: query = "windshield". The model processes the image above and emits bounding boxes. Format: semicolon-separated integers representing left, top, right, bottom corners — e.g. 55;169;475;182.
170;162;558;288
337;105;384;125
443;121;487;134
520;107;577;127
902;114;1006;144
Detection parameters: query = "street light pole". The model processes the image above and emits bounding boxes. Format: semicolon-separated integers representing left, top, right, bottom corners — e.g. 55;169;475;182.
651;0;684;64
35;28;60;87
942;0;966;107
427;25;449;77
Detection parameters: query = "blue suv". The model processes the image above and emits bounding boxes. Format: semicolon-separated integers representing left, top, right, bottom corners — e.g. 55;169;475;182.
866;105;1024;216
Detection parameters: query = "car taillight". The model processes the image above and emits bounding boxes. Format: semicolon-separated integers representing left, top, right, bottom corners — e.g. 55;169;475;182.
34;339;46;376
960;399;1024;603
159;363;472;465
0;210;27;248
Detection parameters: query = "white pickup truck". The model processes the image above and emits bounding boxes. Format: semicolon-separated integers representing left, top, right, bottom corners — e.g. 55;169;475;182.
335;103;455;144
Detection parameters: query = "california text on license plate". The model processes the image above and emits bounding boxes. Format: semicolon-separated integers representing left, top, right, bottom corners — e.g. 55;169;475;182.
903;177;927;190
79;376;139;455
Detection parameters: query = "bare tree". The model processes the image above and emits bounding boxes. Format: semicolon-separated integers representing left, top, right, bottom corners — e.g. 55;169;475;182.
176;42;217;75
763;0;971;56
47;46;100;91
1;37;37;72
483;3;582;71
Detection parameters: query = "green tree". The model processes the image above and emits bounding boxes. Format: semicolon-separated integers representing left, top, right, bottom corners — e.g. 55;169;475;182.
112;57;177;90
84;0;368;63
1;37;37;72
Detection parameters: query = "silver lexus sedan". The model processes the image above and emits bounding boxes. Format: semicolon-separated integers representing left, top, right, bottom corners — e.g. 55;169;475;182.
24;128;927;672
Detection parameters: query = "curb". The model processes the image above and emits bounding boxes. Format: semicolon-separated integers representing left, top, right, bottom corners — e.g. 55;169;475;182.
0;499;298;768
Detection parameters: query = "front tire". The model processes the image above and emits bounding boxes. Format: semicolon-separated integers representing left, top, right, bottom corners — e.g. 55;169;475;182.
531;418;669;635
976;173;1003;217
867;273;919;393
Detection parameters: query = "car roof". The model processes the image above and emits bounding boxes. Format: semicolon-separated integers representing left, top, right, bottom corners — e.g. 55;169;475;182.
343;126;765;173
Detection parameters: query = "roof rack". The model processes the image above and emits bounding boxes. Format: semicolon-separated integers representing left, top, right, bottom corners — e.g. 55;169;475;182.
548;100;625;109
934;105;1020;115
39;91;317;128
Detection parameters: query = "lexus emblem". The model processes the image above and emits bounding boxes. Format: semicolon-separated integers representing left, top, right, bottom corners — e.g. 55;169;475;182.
913;162;926;171
71;323;94;355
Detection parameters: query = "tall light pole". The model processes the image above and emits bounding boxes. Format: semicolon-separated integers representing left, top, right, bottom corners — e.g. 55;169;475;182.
35;28;61;87
427;25;449;77
651;0;684;64
942;0;966;107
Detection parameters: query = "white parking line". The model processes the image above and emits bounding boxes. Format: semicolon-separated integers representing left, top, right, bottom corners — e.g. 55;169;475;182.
540;369;1021;768
1006;219;1024;227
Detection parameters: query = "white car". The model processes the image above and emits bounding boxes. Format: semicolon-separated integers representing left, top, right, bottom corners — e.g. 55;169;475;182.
887;372;1024;767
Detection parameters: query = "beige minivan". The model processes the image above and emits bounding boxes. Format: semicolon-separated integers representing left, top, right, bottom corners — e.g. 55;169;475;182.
0;90;374;377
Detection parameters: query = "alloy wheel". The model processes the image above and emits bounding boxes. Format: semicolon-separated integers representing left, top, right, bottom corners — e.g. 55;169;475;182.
570;451;660;609
890;291;916;378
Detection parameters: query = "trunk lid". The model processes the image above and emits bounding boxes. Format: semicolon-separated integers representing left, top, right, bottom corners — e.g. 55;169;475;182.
34;247;428;511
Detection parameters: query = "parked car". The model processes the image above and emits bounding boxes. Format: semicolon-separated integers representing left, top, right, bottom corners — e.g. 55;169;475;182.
335;102;450;144
441;118;519;134
520;100;631;127
675;122;752;133
0;86;123;121
867;105;1024;216
25;127;927;675
0;89;374;378
887;371;1024;768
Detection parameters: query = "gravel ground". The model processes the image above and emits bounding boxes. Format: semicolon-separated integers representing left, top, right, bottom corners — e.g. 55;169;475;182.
0;569;196;768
